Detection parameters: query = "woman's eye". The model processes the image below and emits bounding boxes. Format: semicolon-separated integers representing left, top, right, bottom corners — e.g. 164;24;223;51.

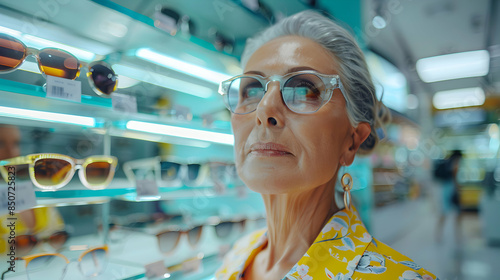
295;87;319;98
241;83;262;99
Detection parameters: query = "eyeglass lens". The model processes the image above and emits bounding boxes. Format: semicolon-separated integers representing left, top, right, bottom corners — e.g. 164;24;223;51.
27;255;67;280
89;63;118;95
186;164;201;184
34;158;73;187
85;161;112;185
160;161;181;181
79;248;108;277
38;49;79;79
0;34;25;71
227;73;327;114
157;226;203;253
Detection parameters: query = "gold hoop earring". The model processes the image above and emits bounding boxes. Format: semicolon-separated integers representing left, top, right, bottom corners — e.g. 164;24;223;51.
341;173;353;211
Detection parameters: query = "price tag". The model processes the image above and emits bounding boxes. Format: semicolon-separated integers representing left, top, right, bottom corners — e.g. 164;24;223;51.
181;257;202;274
46;75;82;102
112;92;137;113
136;179;159;198
144;260;168;279
0;180;37;215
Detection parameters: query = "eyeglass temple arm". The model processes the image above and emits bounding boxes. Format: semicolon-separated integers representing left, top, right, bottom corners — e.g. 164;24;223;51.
0;155;34;182
0;155;35;166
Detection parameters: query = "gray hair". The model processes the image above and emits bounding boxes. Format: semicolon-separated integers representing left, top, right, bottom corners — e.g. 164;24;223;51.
241;10;390;154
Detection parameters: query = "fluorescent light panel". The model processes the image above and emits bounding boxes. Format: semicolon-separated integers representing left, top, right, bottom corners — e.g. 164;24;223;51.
416;50;490;83
433;87;485;109
0;106;95;127
126;120;234;145
113;64;213;98
135;48;232;84
23;35;95;61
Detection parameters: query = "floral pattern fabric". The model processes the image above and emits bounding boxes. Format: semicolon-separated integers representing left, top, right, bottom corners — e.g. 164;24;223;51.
216;205;438;280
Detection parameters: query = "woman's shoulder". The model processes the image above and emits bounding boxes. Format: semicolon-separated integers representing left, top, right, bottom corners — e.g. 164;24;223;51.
352;237;439;280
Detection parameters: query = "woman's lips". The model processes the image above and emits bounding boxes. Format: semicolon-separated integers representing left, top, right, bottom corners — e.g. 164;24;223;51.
249;142;293;156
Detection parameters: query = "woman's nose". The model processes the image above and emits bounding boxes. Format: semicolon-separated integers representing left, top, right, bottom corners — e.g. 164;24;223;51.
255;81;285;126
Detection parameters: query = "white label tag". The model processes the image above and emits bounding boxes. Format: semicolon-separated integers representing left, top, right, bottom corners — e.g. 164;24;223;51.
112;92;137;113
144;260;168;279
136;179;159;198
0;180;37;215
181;257;202;274
46;75;82;102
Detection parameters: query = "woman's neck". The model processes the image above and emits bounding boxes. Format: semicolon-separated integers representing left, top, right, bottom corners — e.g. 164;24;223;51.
259;178;339;272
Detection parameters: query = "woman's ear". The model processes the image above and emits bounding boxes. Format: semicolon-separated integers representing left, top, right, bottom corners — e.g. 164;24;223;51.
340;122;371;165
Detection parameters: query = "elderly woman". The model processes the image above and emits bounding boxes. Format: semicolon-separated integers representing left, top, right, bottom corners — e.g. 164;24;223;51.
216;10;436;280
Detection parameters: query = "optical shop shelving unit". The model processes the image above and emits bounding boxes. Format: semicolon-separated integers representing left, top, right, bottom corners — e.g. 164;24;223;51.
0;0;269;279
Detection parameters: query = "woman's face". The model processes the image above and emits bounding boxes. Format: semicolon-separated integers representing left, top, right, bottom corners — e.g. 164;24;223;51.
232;35;360;194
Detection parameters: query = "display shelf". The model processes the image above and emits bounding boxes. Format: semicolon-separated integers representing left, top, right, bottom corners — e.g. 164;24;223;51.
0;78;112;108
32;178;238;200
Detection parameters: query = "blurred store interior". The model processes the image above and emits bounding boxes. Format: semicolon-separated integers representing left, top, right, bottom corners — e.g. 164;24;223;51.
0;0;499;279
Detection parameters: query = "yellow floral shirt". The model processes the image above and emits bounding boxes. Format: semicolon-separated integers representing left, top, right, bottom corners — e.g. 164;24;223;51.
216;206;438;280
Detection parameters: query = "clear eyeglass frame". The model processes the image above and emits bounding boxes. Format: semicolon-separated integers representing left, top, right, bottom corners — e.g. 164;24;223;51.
218;70;348;115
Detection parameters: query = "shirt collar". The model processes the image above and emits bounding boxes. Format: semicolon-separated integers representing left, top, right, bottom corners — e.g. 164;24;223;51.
218;205;372;280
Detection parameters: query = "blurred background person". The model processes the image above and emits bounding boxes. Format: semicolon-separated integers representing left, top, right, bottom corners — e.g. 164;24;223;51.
435;149;463;244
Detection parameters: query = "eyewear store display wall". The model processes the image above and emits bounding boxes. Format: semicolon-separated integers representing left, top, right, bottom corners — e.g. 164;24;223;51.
0;1;267;280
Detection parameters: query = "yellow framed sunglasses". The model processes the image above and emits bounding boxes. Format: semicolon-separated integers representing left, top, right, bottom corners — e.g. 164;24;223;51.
0;153;117;191
15;245;108;280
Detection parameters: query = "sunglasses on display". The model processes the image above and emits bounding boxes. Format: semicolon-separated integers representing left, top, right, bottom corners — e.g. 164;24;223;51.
208;162;241;188
0;153;118;191
0;33;118;97
123;157;242;189
219;70;348;115
15;245;108;280
15;231;69;257
156;216;267;254
156;225;203;254
123;156;210;188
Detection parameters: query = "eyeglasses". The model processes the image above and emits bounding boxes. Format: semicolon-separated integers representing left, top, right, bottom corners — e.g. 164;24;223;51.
159;161;209;187
0;153;118;191
123;156;209;187
16;245;108;280
218;70;347;115
209;161;240;188
156;225;203;254
15;231;69;256
0;33;118;97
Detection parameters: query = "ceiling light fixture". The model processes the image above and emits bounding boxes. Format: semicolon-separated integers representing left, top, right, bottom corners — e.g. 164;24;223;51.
432;87;485;109
126;120;234;145
0;106;96;127
135;48;232;84
416;50;490;83
113;64;213;98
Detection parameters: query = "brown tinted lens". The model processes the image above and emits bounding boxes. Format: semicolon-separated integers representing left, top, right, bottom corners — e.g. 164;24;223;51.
85;161;112;185
89;64;117;95
157;231;180;253
15;235;37;256
48;231;69;249
34;158;73;187
38;49;79;79
0;34;26;72
187;226;202;245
